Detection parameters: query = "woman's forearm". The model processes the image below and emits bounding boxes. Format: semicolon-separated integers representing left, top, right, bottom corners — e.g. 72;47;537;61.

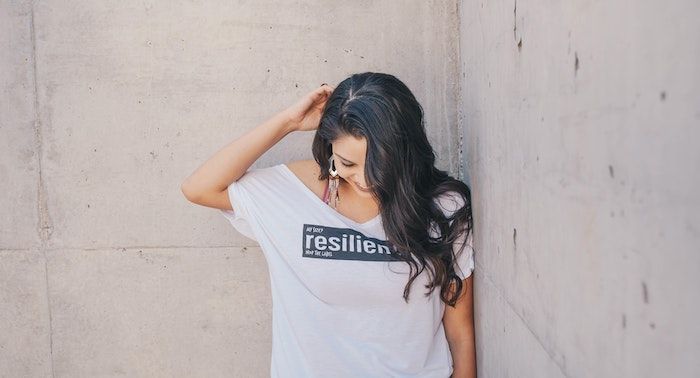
449;334;476;378
181;110;295;199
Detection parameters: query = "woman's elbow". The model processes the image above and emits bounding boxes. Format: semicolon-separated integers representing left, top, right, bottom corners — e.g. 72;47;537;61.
181;179;202;203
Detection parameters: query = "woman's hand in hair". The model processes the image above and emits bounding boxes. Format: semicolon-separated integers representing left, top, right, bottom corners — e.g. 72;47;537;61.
283;84;334;132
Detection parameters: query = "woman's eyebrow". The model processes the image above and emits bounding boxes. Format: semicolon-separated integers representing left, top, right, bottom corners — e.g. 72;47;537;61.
334;153;355;164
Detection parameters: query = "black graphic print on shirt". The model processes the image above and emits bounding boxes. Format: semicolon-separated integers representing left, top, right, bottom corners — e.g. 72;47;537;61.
301;224;401;261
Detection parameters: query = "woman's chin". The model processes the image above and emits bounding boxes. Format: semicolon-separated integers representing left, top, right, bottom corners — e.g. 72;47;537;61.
342;178;373;196
353;183;373;195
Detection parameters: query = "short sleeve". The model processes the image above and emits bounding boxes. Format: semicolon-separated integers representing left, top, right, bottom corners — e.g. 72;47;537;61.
218;164;284;242
454;230;475;280
220;182;257;241
433;191;475;280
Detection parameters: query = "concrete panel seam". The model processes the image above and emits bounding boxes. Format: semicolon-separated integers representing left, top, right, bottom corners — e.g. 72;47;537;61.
30;2;55;376
30;1;51;245
41;248;55;378
0;246;259;252
455;0;465;183
20;245;259;252
479;266;570;377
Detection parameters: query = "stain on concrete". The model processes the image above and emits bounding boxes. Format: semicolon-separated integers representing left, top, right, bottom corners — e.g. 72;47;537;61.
513;0;517;40
608;165;614;178
513;228;517;250
517;37;522;52
660;91;666;101
574;52;580;76
137;249;154;264
642;281;649;303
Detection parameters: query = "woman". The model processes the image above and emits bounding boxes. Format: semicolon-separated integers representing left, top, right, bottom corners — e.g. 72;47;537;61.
182;72;476;378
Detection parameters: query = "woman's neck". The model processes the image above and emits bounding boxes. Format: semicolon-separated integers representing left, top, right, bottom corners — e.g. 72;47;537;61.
338;178;380;210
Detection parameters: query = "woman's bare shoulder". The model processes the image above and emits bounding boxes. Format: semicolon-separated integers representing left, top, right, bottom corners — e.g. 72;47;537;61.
284;159;321;176
284;159;326;197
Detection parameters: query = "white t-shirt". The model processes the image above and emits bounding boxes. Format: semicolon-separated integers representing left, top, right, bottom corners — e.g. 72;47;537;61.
220;163;474;378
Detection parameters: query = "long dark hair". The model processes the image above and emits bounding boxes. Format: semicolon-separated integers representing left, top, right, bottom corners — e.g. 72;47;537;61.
311;72;474;307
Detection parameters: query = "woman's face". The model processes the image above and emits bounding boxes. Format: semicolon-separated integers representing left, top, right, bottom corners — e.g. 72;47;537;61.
331;135;373;198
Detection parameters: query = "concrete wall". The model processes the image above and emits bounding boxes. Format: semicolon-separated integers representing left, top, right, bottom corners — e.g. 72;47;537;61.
0;1;460;376
459;0;700;377
4;0;698;377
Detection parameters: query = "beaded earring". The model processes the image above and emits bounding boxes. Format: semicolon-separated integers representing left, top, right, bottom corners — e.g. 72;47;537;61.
328;155;341;209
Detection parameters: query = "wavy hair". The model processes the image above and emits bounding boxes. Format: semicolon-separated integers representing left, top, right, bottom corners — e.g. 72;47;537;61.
311;72;474;307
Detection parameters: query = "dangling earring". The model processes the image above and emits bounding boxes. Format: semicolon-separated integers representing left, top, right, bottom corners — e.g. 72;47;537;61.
328;155;341;209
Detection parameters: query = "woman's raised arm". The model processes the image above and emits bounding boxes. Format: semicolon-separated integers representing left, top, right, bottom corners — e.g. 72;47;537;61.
180;109;294;206
180;84;333;207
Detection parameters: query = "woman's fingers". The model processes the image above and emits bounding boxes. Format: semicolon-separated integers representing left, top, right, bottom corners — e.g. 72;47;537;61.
311;85;332;104
318;83;334;93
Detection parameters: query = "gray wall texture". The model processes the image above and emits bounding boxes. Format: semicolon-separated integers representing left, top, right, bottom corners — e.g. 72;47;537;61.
1;0;698;377
458;0;700;377
1;0;460;377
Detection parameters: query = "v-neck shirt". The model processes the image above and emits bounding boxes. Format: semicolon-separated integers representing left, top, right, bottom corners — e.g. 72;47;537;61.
219;163;474;378
320;170;381;227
